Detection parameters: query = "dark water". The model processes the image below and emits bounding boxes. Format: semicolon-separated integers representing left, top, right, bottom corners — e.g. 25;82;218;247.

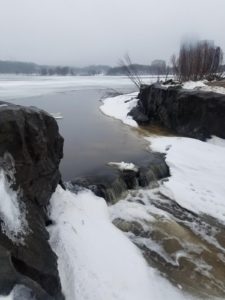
10;89;151;180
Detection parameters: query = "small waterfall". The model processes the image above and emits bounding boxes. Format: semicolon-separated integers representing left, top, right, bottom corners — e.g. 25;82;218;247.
66;156;169;204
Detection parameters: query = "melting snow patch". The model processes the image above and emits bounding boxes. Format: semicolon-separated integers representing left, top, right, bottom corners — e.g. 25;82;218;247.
100;92;138;127
108;161;138;172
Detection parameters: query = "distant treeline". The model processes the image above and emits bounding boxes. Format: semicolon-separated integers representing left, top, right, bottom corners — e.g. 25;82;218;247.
0;61;39;74
0;60;173;76
0;61;110;75
2;59;223;77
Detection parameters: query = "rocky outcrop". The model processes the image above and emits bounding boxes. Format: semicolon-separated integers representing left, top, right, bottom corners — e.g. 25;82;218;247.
0;101;64;299
129;83;225;140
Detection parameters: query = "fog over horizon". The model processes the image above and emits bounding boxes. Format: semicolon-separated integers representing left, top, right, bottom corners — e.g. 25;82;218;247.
0;0;224;67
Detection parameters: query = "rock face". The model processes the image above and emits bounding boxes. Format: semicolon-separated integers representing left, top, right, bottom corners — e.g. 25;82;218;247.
129;83;225;140
0;102;64;299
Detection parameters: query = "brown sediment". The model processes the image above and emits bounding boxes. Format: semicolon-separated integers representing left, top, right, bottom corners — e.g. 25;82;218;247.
132;124;175;137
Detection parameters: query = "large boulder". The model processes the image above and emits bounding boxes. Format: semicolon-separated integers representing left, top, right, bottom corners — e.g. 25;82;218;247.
0;101;64;299
129;83;225;140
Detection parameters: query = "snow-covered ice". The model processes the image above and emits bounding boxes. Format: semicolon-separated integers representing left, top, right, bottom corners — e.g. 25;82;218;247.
48;186;191;300
0;169;27;242
0;75;157;101
147;136;225;223
108;161;138;172
100;92;138;127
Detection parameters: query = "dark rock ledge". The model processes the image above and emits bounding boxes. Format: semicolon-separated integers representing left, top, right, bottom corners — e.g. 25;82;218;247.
129;83;225;140
0;101;64;299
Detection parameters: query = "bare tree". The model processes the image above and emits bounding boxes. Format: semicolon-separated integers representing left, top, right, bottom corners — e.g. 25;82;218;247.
172;40;223;81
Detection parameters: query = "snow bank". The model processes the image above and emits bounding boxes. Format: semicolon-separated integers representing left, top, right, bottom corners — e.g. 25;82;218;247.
147;136;225;223
0;170;27;242
48;186;190;300
108;161;138;171
100;92;138;127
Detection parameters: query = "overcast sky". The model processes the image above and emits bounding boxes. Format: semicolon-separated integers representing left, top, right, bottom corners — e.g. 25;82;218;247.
0;0;224;66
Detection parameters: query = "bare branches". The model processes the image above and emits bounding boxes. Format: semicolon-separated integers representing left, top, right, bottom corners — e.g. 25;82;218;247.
119;54;143;89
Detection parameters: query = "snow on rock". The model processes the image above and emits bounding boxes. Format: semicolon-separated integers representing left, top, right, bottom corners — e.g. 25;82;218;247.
108;161;138;172
146;136;225;224
182;80;225;95
48;186;191;300
0;169;27;242
182;81;207;90
100;92;138;127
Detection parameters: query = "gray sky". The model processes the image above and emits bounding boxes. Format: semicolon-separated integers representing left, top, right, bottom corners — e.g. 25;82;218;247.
0;0;224;66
